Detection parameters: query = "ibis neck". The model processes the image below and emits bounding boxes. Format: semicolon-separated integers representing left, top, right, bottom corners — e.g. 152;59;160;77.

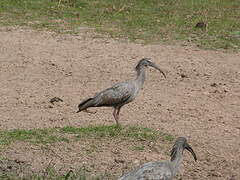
135;66;146;87
171;150;183;175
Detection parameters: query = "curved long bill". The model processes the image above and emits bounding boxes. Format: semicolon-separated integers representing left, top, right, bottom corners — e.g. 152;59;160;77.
186;143;197;161
148;62;166;79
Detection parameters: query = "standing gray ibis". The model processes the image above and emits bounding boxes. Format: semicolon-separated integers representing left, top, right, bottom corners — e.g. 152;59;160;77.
118;137;197;180
76;58;166;125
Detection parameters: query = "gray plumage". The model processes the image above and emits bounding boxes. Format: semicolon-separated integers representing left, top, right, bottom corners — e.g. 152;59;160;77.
118;137;197;180
77;58;166;125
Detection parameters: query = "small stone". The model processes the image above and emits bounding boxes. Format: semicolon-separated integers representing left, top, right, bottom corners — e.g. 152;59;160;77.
48;105;53;108
133;159;140;166
50;97;63;104
195;22;207;31
115;159;125;164
210;83;217;87
180;73;188;78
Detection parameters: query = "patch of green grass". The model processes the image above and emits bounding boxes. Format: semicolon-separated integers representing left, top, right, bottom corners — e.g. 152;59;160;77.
124;126;158;141
0;129;69;145
0;125;173;146
61;125;123;138
0;0;239;50
0;168;112;180
61;125;164;141
164;134;174;142
0;125;174;179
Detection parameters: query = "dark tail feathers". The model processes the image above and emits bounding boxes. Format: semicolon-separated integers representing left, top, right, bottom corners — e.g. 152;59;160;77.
77;98;94;113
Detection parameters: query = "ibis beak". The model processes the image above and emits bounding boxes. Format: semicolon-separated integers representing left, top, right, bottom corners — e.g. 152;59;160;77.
148;62;166;79
186;143;197;161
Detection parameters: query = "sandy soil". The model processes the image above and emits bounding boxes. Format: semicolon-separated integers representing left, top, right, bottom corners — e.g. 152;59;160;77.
0;27;239;179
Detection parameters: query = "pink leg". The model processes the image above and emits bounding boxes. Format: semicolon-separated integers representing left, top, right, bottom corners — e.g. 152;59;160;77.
116;107;121;116
113;107;121;125
115;106;122;125
113;108;117;124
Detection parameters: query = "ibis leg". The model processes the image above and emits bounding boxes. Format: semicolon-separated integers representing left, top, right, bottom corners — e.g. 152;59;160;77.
113;108;118;125
116;106;121;117
115;106;122;125
113;107;121;125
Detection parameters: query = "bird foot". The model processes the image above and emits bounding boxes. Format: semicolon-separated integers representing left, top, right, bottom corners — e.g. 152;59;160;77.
116;123;121;127
115;119;121;127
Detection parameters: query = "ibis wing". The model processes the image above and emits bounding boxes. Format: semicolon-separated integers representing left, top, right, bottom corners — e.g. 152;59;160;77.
118;162;173;180
93;82;135;107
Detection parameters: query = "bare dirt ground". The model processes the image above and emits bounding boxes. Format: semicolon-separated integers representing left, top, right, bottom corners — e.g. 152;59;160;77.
0;27;239;179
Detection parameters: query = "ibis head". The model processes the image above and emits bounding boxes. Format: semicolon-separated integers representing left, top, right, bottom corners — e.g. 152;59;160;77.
136;58;166;78
170;137;197;161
